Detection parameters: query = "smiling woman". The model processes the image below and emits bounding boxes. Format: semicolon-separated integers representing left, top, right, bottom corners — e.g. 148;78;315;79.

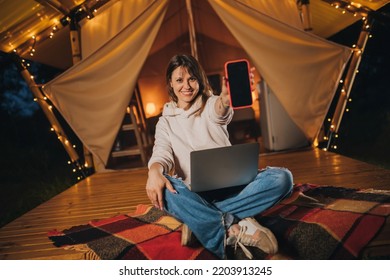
169;67;200;109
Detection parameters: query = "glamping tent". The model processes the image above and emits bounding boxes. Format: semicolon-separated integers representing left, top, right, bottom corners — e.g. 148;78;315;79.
1;0;389;172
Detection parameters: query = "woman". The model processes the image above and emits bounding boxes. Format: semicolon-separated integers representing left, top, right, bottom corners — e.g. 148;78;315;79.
146;54;293;259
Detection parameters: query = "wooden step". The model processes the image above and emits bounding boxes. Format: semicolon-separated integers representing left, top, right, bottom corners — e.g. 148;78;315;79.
111;146;142;158
122;124;136;131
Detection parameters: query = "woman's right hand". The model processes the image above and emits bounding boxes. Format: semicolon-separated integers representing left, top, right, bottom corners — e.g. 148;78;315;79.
146;163;175;210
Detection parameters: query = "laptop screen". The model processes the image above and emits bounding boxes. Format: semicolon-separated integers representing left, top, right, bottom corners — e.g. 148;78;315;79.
190;143;259;192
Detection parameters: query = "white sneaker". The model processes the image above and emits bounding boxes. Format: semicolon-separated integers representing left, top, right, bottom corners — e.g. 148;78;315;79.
227;217;278;259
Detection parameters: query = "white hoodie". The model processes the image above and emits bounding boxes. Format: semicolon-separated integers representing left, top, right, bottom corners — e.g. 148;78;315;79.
148;95;233;185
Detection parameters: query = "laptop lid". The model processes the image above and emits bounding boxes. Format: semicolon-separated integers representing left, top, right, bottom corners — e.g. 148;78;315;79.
190;142;259;192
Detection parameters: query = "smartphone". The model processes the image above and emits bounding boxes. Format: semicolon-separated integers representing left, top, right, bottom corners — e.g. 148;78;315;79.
224;59;252;109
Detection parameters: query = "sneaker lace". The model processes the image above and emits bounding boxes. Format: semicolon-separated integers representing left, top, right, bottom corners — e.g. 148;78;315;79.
233;225;254;259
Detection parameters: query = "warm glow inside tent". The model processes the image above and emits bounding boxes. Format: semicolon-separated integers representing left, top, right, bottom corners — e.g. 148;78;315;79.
1;0;389;171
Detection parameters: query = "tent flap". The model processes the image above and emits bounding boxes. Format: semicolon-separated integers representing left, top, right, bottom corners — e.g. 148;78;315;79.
42;0;169;170
209;0;352;141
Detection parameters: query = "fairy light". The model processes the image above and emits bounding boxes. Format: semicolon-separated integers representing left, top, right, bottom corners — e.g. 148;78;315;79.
29;35;36;56
4;0;112;63
28;75;88;179
6;0;140;179
322;2;374;153
329;1;371;18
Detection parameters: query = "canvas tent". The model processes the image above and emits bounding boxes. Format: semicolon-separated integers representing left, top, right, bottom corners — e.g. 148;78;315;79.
1;0;389;171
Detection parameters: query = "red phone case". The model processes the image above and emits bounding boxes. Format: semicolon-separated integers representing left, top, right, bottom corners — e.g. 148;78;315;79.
224;59;253;109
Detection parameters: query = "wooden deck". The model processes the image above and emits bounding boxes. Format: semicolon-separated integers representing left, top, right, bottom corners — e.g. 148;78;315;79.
1;148;390;260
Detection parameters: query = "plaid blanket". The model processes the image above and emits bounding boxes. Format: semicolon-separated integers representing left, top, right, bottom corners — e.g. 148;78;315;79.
48;184;390;260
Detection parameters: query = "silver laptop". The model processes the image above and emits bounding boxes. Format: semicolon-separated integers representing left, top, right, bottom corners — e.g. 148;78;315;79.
190;142;259;192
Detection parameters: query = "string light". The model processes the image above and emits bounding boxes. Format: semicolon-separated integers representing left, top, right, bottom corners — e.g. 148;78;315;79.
321;1;375;153
29;35;36;57
329;1;371;18
6;1;110;59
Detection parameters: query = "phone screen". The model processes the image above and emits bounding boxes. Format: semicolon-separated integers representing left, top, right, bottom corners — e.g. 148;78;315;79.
225;59;252;109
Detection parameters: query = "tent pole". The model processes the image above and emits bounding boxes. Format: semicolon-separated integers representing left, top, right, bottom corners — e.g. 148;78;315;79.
69;15;95;172
11;53;87;179
297;0;313;31
185;0;198;59
326;16;373;150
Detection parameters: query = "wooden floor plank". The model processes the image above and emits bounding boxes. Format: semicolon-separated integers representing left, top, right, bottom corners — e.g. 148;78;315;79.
1;148;390;259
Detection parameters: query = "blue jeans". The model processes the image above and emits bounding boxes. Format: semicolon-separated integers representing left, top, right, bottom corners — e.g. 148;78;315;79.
163;166;293;259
